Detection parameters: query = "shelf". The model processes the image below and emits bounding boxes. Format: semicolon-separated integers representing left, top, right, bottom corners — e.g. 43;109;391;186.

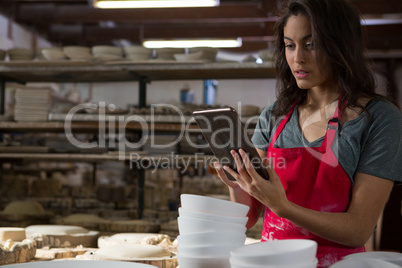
0;61;275;82
0;120;200;133
0;152;215;164
0;115;257;133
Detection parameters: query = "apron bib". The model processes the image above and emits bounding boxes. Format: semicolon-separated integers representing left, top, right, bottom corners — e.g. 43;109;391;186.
261;100;365;268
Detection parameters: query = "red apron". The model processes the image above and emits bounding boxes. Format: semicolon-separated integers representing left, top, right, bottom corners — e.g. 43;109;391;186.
261;100;365;268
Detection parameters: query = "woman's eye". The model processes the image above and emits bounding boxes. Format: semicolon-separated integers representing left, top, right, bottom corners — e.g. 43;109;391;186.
285;43;295;49
306;42;315;49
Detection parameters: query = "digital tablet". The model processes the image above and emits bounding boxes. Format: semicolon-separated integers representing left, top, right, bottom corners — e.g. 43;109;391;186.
193;107;269;181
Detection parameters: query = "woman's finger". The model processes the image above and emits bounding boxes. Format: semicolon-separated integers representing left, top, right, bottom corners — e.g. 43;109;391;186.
238;148;260;180
230;150;250;182
213;162;239;188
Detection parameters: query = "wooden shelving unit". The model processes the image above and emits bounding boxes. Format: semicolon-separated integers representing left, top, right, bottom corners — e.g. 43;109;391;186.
0;60;272;218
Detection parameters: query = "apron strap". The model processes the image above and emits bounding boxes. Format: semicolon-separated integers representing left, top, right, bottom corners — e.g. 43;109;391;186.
321;97;345;151
268;101;298;149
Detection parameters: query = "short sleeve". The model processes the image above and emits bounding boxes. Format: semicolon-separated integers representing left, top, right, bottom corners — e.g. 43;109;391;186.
356;102;402;183
251;103;277;152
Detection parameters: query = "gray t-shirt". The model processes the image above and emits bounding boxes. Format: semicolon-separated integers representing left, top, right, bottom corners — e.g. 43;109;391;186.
251;99;402;184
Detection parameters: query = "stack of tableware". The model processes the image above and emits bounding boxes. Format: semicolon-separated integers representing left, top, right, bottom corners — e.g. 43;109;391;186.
40;47;67;61
333;251;402;267
156;48;185;60
230;239;318;268
188;47;218;62
330;258;400;268
0;49;6;60
177;194;249;268
92;45;123;61
14;88;50;121
258;49;274;62
7;48;35;61
124;46;153;61
63;46;93;60
173;51;203;62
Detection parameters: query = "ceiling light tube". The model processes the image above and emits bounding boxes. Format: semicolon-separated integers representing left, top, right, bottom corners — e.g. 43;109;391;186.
94;0;219;9
143;38;242;48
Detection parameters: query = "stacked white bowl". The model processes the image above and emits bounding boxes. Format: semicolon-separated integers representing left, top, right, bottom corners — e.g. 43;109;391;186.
92;45;123;61
188;47;218;62
40;47;66;61
124;46;153;61
230;239;318;268
156;48;185;60
63;46;93;60
7;48;35;61
177;194;249;268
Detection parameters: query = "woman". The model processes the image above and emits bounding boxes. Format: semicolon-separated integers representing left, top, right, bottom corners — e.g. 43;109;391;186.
214;0;402;267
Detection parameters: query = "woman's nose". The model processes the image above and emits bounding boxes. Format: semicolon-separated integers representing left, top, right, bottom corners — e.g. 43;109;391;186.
294;47;305;64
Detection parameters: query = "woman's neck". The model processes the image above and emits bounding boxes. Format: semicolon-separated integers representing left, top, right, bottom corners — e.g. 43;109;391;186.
304;87;340;109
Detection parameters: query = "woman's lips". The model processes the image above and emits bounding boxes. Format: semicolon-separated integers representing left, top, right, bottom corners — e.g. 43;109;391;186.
295;70;310;78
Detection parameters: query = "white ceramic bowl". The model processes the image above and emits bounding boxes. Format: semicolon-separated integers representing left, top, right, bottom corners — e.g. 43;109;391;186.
188;47;218;61
177;253;230;268
41;49;67;61
64;51;93;60
177;231;246;247
93;53;123;61
177;216;246;235
124;46;152;54
174;51;203;61
330;258;400;268
1;260;157;268
180;194;249;217
126;54;152;61
8;48;35;60
230;258;319;268
92;46;122;56
178;244;236;258
343;251;402;266
178;207;248;226
230;240;317;266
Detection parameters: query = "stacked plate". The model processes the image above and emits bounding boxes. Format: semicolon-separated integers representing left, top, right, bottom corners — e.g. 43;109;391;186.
14;88;50;122
63;46;93;60
124;46;153;61
7;48;35;61
92;45;123;61
177;194;249;268
230;239;318;268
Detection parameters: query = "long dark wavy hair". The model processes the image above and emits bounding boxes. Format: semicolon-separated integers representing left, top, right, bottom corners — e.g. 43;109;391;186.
272;0;391;117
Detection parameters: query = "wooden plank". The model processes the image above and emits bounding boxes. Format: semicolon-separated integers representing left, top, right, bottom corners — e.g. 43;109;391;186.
0;62;276;82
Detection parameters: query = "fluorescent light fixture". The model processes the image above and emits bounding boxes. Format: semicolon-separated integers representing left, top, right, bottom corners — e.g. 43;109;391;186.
94;0;219;9
143;38;242;48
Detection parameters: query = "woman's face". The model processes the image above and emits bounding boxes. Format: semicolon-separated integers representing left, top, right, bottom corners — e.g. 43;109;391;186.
284;14;331;91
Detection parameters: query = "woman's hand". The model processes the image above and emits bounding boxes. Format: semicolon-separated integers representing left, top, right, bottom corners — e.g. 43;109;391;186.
223;149;290;217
